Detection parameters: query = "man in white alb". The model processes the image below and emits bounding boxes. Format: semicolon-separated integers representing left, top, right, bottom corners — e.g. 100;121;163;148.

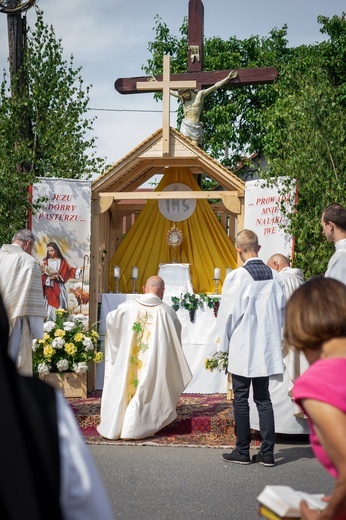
97;275;192;440
0;229;46;375
321;203;346;284
249;253;309;436
217;230;286;466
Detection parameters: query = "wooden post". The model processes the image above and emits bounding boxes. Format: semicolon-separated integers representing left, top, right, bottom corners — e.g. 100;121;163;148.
136;55;196;156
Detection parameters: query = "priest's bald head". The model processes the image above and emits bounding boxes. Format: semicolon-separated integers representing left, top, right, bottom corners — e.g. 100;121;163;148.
143;276;165;300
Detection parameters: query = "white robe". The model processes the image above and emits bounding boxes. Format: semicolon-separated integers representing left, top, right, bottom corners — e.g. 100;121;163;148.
250;266;310;434
0;244;46;375
56;392;114;520
97;293;192;440
325;238;346;284
217;264;285;378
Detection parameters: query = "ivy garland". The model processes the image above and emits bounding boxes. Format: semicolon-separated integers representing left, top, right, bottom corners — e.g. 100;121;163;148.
171;293;221;323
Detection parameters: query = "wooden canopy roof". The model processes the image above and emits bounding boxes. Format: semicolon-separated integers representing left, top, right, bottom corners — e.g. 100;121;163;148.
92;126;245;215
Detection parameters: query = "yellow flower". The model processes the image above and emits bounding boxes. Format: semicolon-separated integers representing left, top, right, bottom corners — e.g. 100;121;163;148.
74;332;84;342
43;345;54;359
94;351;103;363
91;330;99;339
64;343;77;355
56;309;67;316
39;333;50;345
54;329;66;338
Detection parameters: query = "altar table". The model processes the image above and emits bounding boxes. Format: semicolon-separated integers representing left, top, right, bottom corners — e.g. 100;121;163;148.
96;293;227;394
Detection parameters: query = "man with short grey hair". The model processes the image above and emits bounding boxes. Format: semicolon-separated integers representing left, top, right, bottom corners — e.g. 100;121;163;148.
0;229;46;374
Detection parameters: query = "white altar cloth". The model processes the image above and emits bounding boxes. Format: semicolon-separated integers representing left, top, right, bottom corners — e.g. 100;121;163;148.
97;293;227;394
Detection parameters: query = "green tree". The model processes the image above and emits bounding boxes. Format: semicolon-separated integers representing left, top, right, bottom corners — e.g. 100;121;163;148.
143;15;293;168
0;9;105;243
260;15;346;278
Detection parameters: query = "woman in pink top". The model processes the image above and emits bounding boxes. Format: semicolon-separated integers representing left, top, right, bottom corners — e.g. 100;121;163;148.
284;277;346;520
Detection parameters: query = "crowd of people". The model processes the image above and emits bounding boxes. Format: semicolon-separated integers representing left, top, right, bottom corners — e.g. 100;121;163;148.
0;201;346;518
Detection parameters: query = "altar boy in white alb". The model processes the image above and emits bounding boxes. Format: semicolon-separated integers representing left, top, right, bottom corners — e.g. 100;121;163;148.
97;276;192;440
217;230;286;466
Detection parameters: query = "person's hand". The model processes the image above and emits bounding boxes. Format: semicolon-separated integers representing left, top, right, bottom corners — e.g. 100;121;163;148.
227;70;238;81
300;500;326;519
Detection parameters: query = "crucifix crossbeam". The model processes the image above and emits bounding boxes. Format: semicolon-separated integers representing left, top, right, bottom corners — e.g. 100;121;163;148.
116;66;278;95
136;55;196;156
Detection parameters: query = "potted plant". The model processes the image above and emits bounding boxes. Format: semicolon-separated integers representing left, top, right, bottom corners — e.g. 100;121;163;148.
32;309;103;398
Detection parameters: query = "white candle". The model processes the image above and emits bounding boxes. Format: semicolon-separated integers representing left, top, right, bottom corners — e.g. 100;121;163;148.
113;266;120;278
226;267;233;276
132;266;139;279
214;267;221;280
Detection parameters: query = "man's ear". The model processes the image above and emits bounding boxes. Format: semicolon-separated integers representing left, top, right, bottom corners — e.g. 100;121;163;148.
23;239;33;252
257;245;261;252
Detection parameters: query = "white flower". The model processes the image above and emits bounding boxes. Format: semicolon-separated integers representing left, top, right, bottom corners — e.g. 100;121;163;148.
73;362;88;374
83;337;94;351
56;359;69;371
74;314;88;328
32;338;38;352
43;320;56;333
63;321;76;332
52;337;65;349
37;362;50;375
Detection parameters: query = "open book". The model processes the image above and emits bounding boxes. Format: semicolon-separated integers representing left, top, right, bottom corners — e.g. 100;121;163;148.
257;485;327;519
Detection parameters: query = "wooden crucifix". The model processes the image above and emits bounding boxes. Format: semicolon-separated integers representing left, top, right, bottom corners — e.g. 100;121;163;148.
114;0;278;95
137;55;196;156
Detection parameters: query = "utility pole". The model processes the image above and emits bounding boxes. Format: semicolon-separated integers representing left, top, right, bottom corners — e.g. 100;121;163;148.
1;1;35;91
0;0;37;173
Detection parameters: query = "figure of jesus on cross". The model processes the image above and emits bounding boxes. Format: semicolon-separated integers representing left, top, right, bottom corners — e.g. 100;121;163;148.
170;70;237;146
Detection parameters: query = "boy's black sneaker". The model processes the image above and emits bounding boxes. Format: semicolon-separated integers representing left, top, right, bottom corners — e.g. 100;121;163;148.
222;449;251;465
252;452;275;467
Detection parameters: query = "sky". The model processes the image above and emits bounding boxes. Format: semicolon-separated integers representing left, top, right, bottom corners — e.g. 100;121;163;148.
0;0;344;176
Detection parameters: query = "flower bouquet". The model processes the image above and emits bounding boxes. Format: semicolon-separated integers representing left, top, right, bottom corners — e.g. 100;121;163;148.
32;309;103;376
204;351;229;374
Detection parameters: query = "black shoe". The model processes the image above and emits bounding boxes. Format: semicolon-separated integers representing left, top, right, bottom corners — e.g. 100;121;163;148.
222;449;251;465
252;452;274;467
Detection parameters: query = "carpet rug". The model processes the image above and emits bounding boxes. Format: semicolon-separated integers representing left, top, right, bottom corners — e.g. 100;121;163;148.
69;392;260;448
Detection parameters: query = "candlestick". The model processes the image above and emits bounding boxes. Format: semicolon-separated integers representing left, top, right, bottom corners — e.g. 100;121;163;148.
113;265;120;293
214;267;221;280
131;266;138;293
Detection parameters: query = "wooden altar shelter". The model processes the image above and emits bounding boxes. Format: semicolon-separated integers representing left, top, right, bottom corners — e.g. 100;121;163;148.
90;125;245;326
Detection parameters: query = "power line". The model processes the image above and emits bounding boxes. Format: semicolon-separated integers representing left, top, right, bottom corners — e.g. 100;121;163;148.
88;107;177;113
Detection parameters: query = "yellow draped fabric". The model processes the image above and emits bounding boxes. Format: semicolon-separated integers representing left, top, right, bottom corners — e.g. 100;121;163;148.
109;167;238;294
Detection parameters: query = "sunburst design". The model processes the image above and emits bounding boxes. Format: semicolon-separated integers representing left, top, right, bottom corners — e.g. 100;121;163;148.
166;225;183;262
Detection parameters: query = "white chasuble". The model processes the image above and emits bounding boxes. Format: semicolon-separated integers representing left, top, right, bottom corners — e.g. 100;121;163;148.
97;294;192;440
